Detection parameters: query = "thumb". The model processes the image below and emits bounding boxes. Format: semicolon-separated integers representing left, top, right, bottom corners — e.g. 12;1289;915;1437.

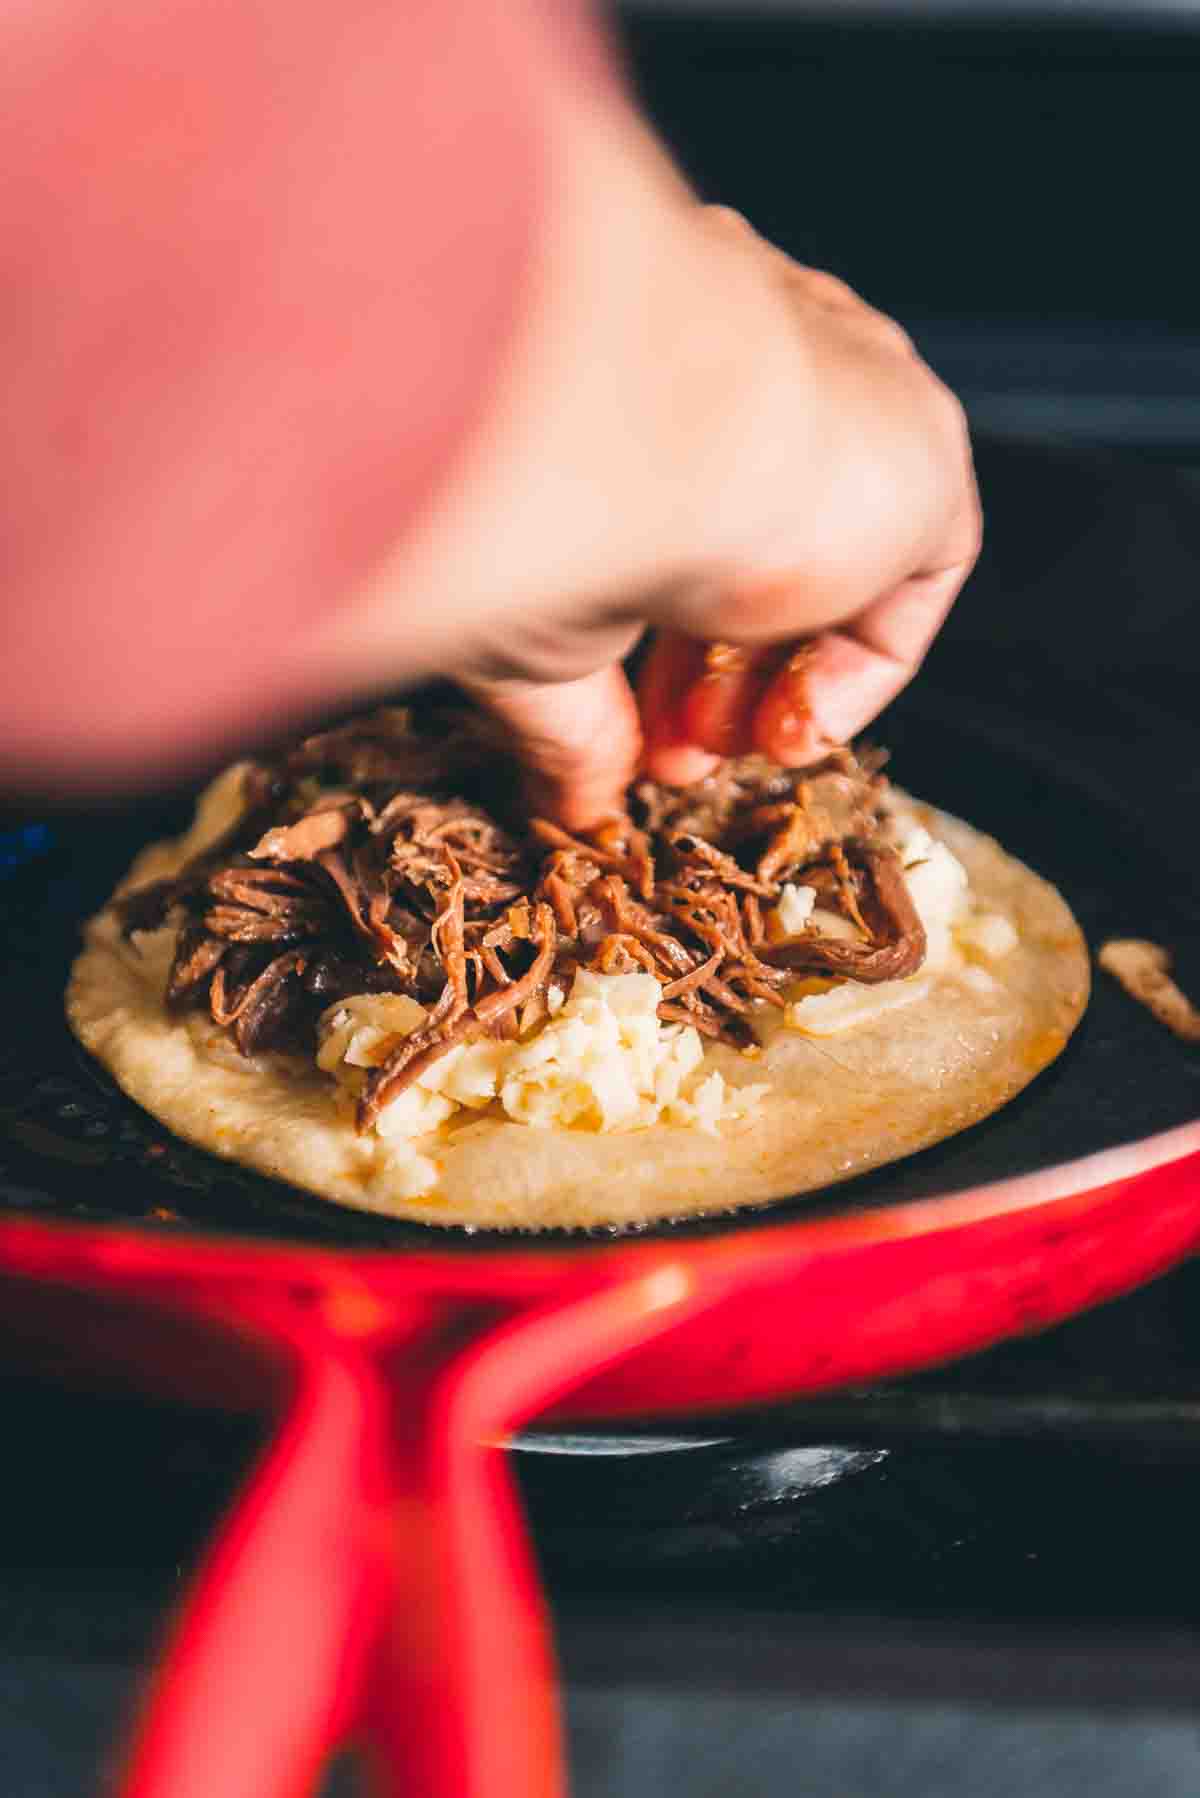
467;663;643;830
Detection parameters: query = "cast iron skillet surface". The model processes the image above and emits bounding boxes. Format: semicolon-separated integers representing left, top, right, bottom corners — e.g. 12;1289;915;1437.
0;662;1196;1253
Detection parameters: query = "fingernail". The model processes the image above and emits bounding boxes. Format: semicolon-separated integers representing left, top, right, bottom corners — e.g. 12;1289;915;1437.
806;685;863;748
643;743;721;786
781;645;866;750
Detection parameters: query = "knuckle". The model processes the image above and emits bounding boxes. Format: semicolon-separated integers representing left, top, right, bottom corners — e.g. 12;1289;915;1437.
676;582;759;647
960;490;985;567
678;580;782;645
872;313;916;357
922;382;982;571
800;268;859;306
465;647;541;687
920;374;977;492
926;370;971;447
702;204;754;238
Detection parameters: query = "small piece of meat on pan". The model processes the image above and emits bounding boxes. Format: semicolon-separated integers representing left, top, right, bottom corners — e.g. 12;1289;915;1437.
1099;939;1200;1043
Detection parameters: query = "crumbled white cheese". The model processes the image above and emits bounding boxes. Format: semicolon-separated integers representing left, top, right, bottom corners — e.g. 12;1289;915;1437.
316;993;427;1075
785;977;932;1035
436;1039;513;1107
500;971;766;1135
956;912;1019;962
773;882;817;936
317;973;768;1167
372;1083;457;1143
383;1152;443;1198
894;813;1017;969
894;822;935;867
902;840;970;971
807;906;863;944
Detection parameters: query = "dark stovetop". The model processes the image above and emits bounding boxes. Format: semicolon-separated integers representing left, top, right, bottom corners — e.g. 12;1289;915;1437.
9;1262;1200;1798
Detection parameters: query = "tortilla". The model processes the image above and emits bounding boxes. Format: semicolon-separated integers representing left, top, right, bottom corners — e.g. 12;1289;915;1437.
65;760;1089;1232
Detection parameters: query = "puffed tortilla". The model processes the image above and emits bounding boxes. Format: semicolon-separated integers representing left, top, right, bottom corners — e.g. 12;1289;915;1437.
66;767;1089;1231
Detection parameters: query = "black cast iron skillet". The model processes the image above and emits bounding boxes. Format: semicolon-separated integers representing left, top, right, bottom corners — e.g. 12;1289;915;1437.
1;652;1195;1249
0;444;1197;1798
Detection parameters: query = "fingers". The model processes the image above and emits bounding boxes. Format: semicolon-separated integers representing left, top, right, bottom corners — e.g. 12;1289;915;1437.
753;558;973;763
637;537;975;775
639;630;785;772
636;633;721;785
469;663;643;830
678;641;787;755
473;208;978;810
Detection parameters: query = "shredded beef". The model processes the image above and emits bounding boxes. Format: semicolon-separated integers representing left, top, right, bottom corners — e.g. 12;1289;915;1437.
249;805;355;863
114;706;924;1132
761;845;926;983
165;921;228;1007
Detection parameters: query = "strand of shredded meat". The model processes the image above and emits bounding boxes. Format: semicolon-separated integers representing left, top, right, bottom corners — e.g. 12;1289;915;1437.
112;706;924;1132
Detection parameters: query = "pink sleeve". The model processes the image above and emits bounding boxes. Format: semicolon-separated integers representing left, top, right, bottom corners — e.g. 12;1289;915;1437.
0;0;619;788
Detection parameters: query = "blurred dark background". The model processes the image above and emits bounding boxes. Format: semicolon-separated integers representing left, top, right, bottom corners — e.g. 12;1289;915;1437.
618;0;1200;457
4;8;1200;1796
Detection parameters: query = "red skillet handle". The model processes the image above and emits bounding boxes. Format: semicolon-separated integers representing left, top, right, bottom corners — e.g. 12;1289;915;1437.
360;1333;564;1798
117;1264;704;1798
361;1268;706;1798
120;1341;393;1798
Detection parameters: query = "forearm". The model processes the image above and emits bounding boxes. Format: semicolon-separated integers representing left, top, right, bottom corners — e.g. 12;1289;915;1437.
0;0;607;789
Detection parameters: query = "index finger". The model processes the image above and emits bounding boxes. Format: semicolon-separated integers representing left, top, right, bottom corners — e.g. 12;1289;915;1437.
466;664;644;830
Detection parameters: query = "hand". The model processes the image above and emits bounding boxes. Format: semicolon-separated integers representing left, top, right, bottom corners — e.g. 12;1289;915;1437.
474;208;980;822
0;25;976;806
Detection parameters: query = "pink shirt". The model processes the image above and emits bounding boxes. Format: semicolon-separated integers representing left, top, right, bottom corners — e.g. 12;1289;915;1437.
0;0;616;788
